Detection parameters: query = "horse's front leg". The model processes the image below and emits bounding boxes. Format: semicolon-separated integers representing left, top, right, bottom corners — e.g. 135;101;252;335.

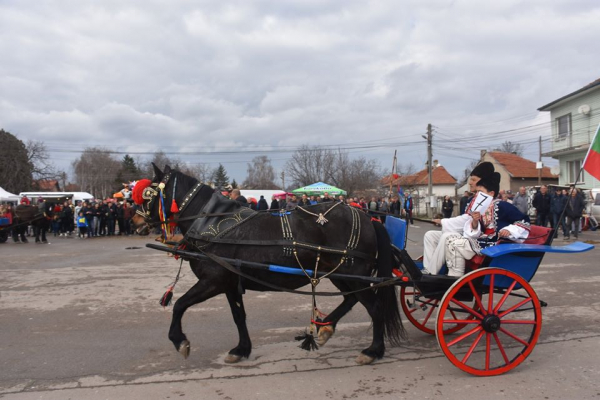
168;279;222;359
224;289;252;363
315;285;358;346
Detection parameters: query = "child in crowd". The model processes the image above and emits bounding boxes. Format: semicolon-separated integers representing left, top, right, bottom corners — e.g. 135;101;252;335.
77;212;88;239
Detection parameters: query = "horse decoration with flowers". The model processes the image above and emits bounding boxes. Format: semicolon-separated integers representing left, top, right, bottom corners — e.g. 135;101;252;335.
131;164;405;365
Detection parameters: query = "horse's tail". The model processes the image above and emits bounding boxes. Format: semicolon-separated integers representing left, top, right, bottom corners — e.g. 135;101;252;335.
372;220;406;345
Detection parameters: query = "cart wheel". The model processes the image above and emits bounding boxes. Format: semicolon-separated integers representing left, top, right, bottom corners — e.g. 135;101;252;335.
400;286;474;335
436;268;542;376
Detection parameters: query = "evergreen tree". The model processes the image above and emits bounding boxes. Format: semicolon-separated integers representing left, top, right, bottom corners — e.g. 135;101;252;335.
212;164;229;189
119;154;140;182
0;129;33;193
231;179;238;189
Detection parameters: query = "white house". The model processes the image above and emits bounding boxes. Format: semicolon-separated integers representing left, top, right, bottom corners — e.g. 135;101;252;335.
538;78;600;189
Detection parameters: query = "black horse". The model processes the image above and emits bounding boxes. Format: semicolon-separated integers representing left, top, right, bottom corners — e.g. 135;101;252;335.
132;165;405;365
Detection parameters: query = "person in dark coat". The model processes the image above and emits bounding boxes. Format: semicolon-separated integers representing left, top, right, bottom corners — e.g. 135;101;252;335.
389;196;401;216
442;196;454;219
532;185;552;227
297;194;311;207
230;189;249;207
257;195;269;210
269;196;280;210
550;189;568;238
565;188;585;240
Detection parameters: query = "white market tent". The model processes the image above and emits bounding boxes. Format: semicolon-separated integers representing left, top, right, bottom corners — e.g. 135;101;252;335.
0;186;19;202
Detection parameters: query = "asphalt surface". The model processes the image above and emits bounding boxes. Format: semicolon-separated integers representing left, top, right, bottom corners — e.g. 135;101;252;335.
0;225;599;400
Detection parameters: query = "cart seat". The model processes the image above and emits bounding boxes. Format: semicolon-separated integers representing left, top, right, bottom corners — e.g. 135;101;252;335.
386;216;408;250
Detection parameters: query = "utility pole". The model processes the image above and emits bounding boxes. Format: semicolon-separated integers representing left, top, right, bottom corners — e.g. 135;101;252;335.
422;124;433;217
538;136;542;186
281;171;285;190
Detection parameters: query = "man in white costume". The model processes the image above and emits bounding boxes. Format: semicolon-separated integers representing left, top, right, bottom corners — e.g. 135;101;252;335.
422;162;495;274
442;173;530;276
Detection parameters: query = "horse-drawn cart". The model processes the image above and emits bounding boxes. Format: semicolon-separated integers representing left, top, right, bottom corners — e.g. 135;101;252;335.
149;215;593;376
135;165;595;377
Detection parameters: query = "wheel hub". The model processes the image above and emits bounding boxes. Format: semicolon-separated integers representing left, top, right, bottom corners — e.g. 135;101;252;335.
482;314;501;333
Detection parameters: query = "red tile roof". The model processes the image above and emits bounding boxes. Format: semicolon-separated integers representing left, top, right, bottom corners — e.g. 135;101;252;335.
382;165;457;186
488;152;557;179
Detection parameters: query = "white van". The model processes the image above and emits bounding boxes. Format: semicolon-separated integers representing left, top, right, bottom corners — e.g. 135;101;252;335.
19;191;95;204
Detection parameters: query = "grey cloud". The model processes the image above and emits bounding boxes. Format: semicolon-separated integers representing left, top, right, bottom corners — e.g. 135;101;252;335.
1;0;600;181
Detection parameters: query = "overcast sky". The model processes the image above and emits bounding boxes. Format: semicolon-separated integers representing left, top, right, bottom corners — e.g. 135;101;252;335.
2;0;600;185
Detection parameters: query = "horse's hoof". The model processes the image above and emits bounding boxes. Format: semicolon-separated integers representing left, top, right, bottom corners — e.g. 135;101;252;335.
355;353;376;365
178;340;191;359
224;353;242;364
316;326;334;346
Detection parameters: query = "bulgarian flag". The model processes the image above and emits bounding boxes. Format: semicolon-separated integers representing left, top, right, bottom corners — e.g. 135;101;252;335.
583;122;600;180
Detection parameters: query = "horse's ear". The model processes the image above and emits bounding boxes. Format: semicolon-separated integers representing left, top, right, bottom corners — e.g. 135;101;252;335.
152;163;163;180
164;164;172;174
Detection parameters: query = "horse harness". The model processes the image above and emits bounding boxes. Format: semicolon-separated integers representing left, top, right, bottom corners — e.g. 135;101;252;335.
138;175;377;299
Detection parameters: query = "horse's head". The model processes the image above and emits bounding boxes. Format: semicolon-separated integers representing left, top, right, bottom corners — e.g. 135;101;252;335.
131;163;173;236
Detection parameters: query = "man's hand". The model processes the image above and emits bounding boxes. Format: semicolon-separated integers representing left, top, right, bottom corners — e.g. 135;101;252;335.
498;229;511;238
470;211;481;229
433;218;442;226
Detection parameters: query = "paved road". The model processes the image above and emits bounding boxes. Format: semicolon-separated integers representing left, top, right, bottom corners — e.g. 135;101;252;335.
0;226;599;399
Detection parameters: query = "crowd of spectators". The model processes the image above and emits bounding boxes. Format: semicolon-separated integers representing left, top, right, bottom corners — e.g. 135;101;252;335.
2;197;137;243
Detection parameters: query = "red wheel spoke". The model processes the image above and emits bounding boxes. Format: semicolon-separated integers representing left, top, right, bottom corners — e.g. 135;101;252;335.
485;333;491;370
450;298;484;320
468;280;485;316
493;332;510;364
499;327;529;346
493;280;517;314
448;326;482;347
501;320;537;325
422;300;437;325
461;330;485;364
449;307;460;320
488;274;494;314
498;297;533;318
443;320;481;325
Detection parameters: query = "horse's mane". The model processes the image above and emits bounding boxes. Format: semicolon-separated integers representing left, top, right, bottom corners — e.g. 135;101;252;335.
172;170;200;193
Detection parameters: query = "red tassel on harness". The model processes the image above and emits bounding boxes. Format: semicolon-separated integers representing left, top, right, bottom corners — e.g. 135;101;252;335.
159;285;174;307
171;199;179;214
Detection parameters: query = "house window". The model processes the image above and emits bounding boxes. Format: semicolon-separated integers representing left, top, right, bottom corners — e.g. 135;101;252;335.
567;159;585;184
556;114;571;140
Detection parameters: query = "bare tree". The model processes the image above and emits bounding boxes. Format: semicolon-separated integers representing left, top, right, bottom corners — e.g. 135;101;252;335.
457;159;480;188
72;147;121;199
142;151;176;178
243;156;279;189
493;141;523;156
26;140;63;183
185;163;212;183
286;146;381;194
286;145;336;187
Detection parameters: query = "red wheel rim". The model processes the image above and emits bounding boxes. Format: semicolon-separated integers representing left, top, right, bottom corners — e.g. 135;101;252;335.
400;286;474;335
436;268;542;376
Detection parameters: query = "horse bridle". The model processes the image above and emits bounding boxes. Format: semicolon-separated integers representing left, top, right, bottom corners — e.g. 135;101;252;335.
136;172;205;227
135;171;173;221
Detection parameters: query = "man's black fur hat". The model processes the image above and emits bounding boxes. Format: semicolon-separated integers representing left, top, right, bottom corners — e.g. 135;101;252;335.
470;161;495;179
476;172;501;196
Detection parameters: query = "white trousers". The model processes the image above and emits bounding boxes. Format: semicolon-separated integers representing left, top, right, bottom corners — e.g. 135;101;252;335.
444;233;476;277
423;231;456;274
